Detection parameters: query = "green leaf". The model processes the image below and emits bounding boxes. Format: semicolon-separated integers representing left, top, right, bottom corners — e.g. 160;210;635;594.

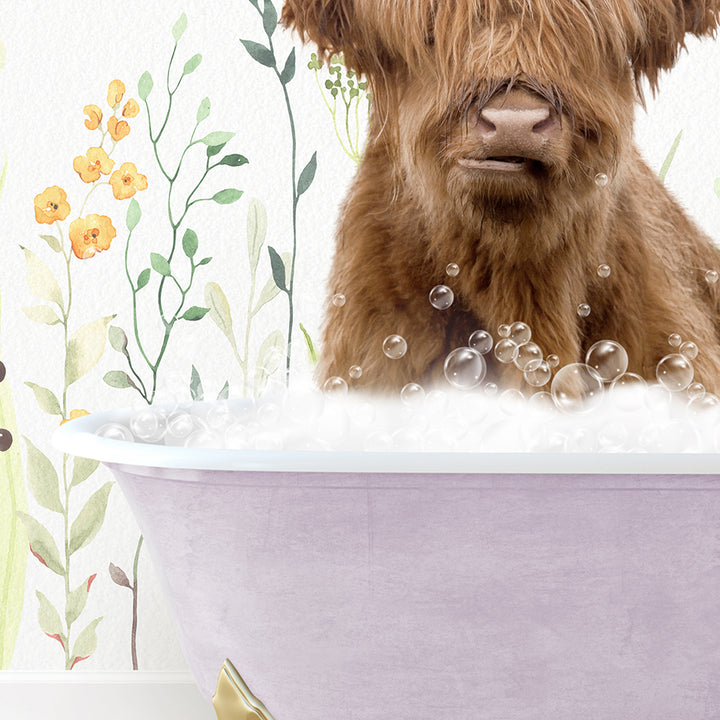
297;152;317;197
65;315;115;387
183;53;202;76
252;252;290;316
190;365;203;401
181;306;210;321
16;511;64;575
206;143;227;158
268;245;288;292
20;246;64;309
68;482;113;556
137;268;151;290
109;563;131;589
103;370;137;390
150;252;171;276
36;591;64;641
21;305;61;326
108;326;128;356
658;130;682;185
126;198;141;232
197;256;212;266
218;154;249;167
239;39;275;67
262;0;278;36
247;198;267;273
66;575;96;627
71;457;100;488
23;437;63;513
212;189;243;205
182;229;198;258
299;322;318;366
24;382;62;416
39;235;62;253
217;381;230;400
201;131;235;146
253;330;285;397
70;617;102;667
197;97;211;123
714;178;720;201
172;12;187;41
280;48;296;84
138;71;153;101
205;282;237;353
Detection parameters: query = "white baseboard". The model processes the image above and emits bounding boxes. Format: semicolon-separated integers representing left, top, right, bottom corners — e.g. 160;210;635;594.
0;672;216;720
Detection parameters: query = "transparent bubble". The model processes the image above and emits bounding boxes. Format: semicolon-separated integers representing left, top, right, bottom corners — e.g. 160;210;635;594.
494;338;519;364
252;432;284;451
444;347;486;390
585;340;628;382
498;324;511;337
129;408;165;442
332;293;346;307
594;172;609;187
598;421;627;449
483;382;498;397
645;383;672;411
514;342;542;371
687;382;705;400
546;354;560;368
566;428;598;453
498;388;525;415
597;264;611;278
679;341;698;360
206;402;235;431
668;333;682;347
528;391;555;412
392;428;425;450
446;263;460;277
351;401;376;429
96;422;134;442
656;353;694;392
257;402;281;428
610;372;647;410
468;329;493;355
383;334;407;359
429;284;454;310
577;303;591;318
185;428;222;448
364;430;394;452
400;382;425;407
524;360;552;387
705;269;719;284
551;363;604;413
425;390;449;414
224;423;250;449
508;321;531;346
688;393;720;415
349;364;363;379
166;412;194;440
284;390;324;424
323;376;349;396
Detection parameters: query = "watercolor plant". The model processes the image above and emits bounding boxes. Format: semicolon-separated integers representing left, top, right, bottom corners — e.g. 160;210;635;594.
241;0;318;385
308;52;370;165
15;77;152;668
104;12;248;406
659;130;683;185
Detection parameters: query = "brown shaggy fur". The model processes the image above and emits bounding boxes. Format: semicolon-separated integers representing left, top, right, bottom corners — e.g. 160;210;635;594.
282;0;720;394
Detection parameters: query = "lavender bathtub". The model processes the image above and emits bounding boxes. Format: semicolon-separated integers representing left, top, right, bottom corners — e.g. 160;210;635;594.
54;406;720;719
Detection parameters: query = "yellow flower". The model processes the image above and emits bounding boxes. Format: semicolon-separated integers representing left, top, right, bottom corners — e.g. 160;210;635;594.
107;79;126;108
69;214;117;259
60;409;90;426
107;116;130;142
122;98;139;118
110;162;148;200
34;186;71;224
72;147;115;183
83;104;103;130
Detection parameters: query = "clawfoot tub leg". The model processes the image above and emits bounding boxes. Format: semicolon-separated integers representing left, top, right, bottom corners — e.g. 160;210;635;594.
212;659;277;720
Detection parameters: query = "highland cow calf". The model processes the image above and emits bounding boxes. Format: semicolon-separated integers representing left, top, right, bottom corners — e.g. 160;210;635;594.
283;0;720;395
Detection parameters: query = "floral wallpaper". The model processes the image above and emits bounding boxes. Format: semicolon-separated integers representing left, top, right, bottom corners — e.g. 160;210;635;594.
0;0;719;676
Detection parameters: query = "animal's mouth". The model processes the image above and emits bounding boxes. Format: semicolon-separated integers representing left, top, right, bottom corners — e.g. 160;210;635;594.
458;156;534;172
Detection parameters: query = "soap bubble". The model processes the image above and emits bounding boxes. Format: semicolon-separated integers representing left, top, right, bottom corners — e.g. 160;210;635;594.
508;321;531;346
498;324;510;337
364;430;394;452
656;353;694;392
252;432;284;451
610;372;646;410
528;391;555;412
185;428;222;448
206;402;235;431
585;340;628;382
383;334;407;359
598;421;627;449
446;263;460;277
577;303;591;318
96;422;135;442
468;329;493;355
349;365;363;379
514;342;542;371
688;393;720;415
705;270;718;284
679;341;698;360
400;382;425;407
668;333;682;347
425;390;449;414
594;172;609;186
257;402;281;428
224;423;250;449
499;388;525;415
429;284;454;310
129;408;165;442
323;376;349;396
645;383;672;410
332;293;346;307
444;347;486;390
494;338;519;363
166;412;194;440
551;363;604;413
284;389;324;423
566;428;598;453
483;382;498;396
687;382;705;400
524;360;552;387
546;354;560;368
597;264;611;278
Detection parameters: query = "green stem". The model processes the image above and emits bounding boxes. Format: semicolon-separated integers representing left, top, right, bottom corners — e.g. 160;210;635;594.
131;534;143;670
242;264;258;397
62;454;71;669
124;229;150;401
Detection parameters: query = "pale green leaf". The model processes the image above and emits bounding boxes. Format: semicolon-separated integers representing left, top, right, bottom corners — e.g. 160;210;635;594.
172;13;187;41
22;305;61;326
66;575;95;627
138;71;153;101
20;246;64;309
197;97;211;123
65;316;115;387
126;199;141;232
39;235;62;253
200;131;235;146
70;617;102;665
23;437;63;513
36;591;64;639
246;198;267;273
659;130;682;185
212;189;243;205
16;511;64;575
204;282;237;353
24;382;62;416
71;457;100;488
183;53;202;76
252;252;291;316
253;329;285;397
103;370;137;390
68;482;113;556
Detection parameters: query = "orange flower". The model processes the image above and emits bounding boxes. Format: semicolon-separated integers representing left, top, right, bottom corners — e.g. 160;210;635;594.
122;98;139;118
107;116;130;142
34;186;71;224
69;214;117;259
107;79;125;108
83;104;103;130
72;147;115;183
60;409;90;425
110;162;148;200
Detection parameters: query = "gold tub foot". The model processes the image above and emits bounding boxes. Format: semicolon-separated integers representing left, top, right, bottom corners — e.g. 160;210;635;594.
212;659;277;720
